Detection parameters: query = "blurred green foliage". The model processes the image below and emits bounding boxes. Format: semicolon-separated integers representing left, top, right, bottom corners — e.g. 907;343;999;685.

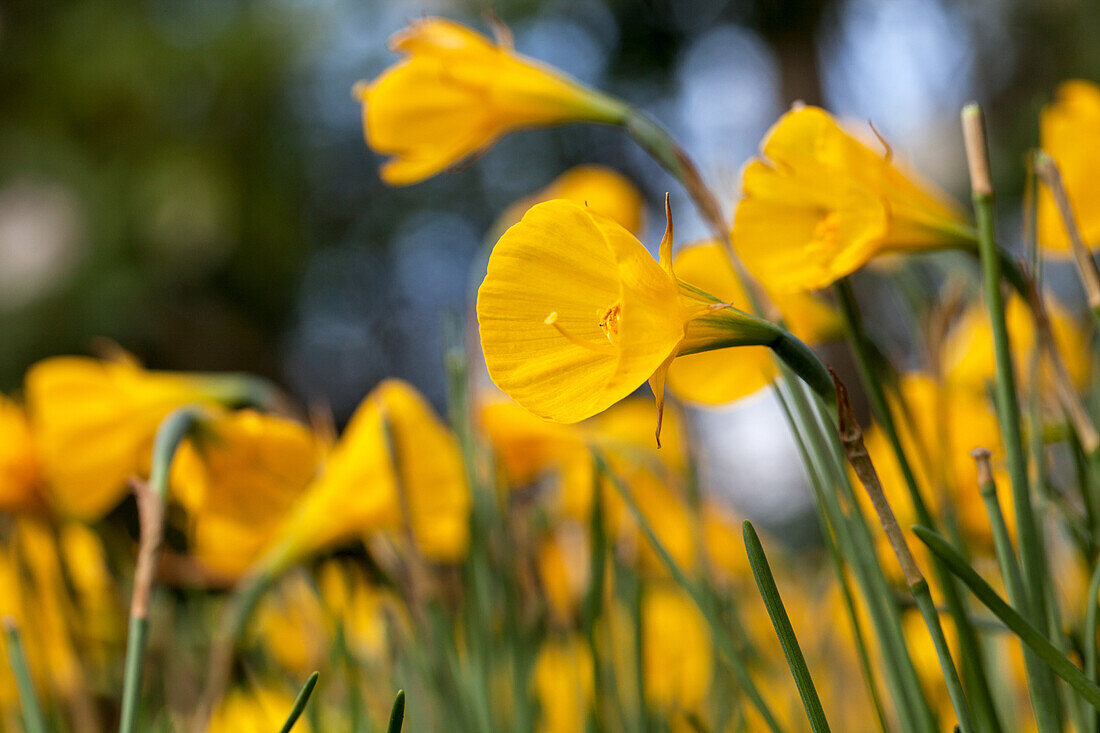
0;0;311;388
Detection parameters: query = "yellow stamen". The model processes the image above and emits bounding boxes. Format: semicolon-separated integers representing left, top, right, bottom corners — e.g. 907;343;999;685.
545;312;617;355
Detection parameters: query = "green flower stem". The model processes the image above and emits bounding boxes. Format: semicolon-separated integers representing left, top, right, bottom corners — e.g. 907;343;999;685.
3;618;47;733
833;375;974;733
119;406;205;733
974;436;1075;726
442;318;499;731
192;567;277;732
621;110;728;245
387;690;406;733
677;290;836;410
772;385;890;733
915;525;1100;710
834;278;1003;733
279;672;320;733
776;374;935;733
963;104;1055;637
583;465;613;732
592;449;789;733
743;521;831;733
1086;556;1100;733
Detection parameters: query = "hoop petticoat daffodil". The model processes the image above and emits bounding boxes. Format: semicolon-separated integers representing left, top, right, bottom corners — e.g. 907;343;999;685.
733;105;970;292
354;18;627;186
476;197;833;443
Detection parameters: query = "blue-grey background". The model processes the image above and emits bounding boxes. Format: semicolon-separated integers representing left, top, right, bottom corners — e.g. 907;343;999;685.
1;0;1096;529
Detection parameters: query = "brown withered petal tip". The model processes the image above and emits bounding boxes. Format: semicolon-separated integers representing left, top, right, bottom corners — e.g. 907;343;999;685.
828;366;858;441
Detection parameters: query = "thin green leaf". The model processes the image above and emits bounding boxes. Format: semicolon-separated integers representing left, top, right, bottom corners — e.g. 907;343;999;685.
388;689;406;733
279;672;320;733
914;525;1100;710
743;521;830;733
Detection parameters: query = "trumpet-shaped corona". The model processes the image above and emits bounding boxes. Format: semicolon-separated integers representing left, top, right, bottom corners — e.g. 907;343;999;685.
356;18;625;185
733;105;968;292
477;199;779;440
1038;80;1100;253
269;379;470;570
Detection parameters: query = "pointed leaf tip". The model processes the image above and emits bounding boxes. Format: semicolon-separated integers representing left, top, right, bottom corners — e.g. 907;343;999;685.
387;689;406;733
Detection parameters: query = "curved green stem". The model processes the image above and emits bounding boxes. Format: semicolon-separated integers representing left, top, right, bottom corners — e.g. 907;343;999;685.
119;406;205;733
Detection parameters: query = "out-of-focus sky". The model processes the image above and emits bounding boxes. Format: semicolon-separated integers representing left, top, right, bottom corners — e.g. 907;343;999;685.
0;0;1097;525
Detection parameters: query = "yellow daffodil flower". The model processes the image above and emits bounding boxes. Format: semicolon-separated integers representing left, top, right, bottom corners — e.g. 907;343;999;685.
532;636;594;733
733;105;968;292
667;241;841;404
269;379;470;570
498;165;646;236
1038;80;1100;253
478;198;807;442
355;18;626;185
209;685;312;733
170;409;324;580
0;395;44;513
642;584;712;712
943;295;1089;394
24;354;262;521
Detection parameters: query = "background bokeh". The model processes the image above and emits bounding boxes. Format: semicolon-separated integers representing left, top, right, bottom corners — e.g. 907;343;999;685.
2;0;1098;531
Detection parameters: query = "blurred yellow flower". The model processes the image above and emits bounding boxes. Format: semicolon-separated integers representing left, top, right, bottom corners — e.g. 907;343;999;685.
863;373;1009;553
317;560;405;665
942;295;1089;394
0;519;84;708
24;355;240;521
0;395;44;513
702;500;753;582
642;584;712;712
667;241;841;404
170;409;323;580
355;18;625;185
533;636;594;733
58;522;122;668
253;572;327;676
478;199;779;439
1038;80;1100;253
733;105;967;292
499;165;646;236
272;379;470;568
209;685;312;733
537;523;590;625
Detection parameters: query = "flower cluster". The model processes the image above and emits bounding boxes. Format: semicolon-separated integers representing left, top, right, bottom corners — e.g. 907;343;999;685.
4;13;1100;733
